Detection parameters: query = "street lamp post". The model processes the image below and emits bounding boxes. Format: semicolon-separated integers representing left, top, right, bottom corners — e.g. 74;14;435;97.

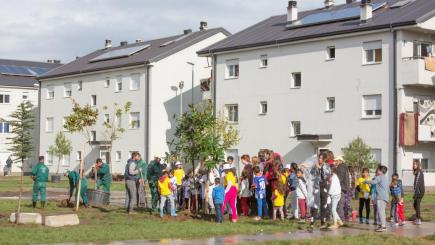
178;81;184;116
187;62;195;105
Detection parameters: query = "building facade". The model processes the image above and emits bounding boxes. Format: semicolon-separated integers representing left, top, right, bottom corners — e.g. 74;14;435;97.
38;25;229;174
199;0;435;185
0;59;61;174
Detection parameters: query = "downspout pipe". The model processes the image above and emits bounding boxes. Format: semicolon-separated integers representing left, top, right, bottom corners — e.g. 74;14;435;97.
145;63;152;164
393;30;398;174
211;52;217;116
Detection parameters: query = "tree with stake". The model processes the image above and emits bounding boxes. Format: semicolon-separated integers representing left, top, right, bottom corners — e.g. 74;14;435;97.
101;102;131;173
169;102;239;214
5;101;35;223
343;137;379;182
64;100;98;211
48;132;73;182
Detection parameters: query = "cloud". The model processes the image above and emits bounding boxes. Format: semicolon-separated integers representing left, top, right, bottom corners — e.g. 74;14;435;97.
0;0;346;63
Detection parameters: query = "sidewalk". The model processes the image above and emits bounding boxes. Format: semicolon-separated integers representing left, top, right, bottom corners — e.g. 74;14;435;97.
48;222;435;245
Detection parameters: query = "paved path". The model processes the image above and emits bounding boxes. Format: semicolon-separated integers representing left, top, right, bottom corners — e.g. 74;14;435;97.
46;222;435;245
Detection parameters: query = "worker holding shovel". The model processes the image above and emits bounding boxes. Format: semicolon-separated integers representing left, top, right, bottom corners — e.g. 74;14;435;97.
96;158;111;193
31;156;49;209
137;153;148;208
64;170;89;208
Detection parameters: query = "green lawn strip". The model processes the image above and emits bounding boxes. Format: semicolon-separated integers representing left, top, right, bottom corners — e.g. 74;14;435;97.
0;200;300;245
0;176;125;193
245;234;435;245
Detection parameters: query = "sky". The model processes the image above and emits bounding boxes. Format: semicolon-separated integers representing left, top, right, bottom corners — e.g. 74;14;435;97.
0;0;347;63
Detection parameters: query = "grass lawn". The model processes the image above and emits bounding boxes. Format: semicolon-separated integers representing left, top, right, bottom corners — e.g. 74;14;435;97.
0;176;125;193
249;234;435;245
0;199;303;245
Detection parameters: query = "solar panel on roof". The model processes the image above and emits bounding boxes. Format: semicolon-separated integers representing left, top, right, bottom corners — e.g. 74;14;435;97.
0;65;51;76
89;44;151;62
160;33;193;47
390;0;414;8
289;2;386;28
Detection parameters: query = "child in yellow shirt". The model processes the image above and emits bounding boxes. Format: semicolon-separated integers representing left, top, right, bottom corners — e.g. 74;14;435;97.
356;168;371;224
173;162;185;209
272;180;286;221
158;170;176;218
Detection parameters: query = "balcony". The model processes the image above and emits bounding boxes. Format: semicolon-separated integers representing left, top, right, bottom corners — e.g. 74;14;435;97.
400;58;435;87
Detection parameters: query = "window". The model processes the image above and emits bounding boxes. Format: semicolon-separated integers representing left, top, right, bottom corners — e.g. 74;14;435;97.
104;78;110;88
91;95;97;106
46;152;53;165
104;114;110;124
413;41;432;58
362;95;382;118
0;94;10;104
76;151;82;161
371;149;382;164
290;121;301;137
46;117;54;132
363;41;382;64
115;114;122;128
0;122;10;133
129;112;140;129
46;86;54;99
77;81;82;91
259;101;268;115
115;76;123;92
260;55;268;68
130;74;140;90
62;117;68;131
64;83;72;97
291;72;301;88
225;59;239;79
61;155;70;166
326;97;335;112
421;159;429;170
225;104;238;123
22;93;28;100
326;46;335;60
115;151;121;162
91;130;96;141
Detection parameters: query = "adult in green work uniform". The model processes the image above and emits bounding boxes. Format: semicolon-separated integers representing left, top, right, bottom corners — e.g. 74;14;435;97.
32;156;49;209
136;153;148;208
64;170;89;207
96;158;111;193
148;157;163;211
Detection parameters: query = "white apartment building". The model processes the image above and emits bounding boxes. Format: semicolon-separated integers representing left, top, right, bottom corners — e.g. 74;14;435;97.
38;24;230;174
0;59;61;174
199;0;435;185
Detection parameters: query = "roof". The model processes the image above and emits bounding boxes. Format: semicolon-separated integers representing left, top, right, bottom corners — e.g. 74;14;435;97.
198;0;435;55
0;59;62;88
39;28;231;80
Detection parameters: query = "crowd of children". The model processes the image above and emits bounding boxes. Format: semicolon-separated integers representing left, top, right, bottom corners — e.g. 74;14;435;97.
153;150;426;232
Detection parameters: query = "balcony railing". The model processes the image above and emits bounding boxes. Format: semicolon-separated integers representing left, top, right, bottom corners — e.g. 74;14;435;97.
400;58;435;87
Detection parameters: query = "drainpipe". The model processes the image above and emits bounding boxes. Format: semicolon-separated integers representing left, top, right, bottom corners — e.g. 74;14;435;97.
145;63;152;164
393;30;398;174
212;53;217;116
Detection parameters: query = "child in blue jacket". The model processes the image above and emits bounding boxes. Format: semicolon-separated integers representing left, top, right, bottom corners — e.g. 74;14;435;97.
212;178;225;223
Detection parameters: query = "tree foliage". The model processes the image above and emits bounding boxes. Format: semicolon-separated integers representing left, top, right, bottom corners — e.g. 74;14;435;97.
169;101;239;171
48;132;73;174
101;102;131;172
343;137;378;173
64;100;98;144
6;101;35;166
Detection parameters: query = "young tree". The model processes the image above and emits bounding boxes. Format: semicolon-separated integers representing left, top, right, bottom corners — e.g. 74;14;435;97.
101;102;131;173
343;137;378;176
6;101;35;223
64;100;98;211
169;101;239;213
48;132;73;176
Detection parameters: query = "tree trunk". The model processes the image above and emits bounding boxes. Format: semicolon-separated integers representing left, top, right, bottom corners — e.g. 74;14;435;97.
192;157;198;214
16;160;24;224
204;169;210;214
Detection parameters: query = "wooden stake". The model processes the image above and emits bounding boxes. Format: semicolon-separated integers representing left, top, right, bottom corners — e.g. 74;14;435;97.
75;143;85;211
16;165;24;224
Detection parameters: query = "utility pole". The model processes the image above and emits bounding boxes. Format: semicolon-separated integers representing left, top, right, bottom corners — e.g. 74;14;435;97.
187;62;195;105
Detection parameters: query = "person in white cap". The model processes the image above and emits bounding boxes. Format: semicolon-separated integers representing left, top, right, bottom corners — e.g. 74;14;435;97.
221;163;238;222
173;161;185;209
